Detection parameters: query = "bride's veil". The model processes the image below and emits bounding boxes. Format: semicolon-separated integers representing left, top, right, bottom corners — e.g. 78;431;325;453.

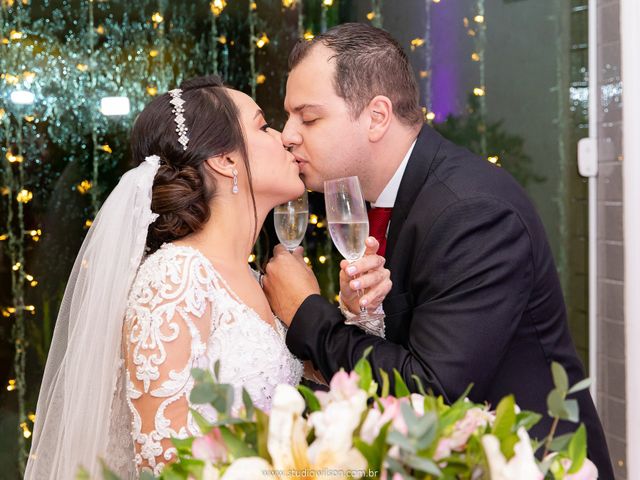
24;155;161;479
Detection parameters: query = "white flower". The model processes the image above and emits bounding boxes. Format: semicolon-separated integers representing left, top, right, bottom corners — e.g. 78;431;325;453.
482;427;543;480
202;461;221;480
221;457;273;480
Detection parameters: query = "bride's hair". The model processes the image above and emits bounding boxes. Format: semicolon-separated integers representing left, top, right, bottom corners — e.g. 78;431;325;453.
130;75;256;252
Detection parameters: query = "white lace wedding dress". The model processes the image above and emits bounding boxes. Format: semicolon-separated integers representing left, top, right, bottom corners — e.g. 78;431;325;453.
119;242;304;476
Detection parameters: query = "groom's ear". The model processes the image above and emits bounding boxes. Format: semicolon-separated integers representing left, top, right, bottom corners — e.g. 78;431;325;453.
366;95;393;143
205;153;237;179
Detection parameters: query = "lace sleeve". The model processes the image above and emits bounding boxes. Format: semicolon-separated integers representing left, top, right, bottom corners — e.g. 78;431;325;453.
124;251;214;475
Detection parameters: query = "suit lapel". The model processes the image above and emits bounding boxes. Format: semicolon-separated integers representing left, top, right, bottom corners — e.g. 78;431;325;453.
386;125;444;264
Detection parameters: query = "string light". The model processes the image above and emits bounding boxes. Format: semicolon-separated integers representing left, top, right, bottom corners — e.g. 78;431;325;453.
318;255;327;264
309;214;318;225
303;30;315;41
410;38;425;51
471;52;480;61
210;0;227;16
20;422;31;439
24;115;35;122
248;253;256;263
16;189;33;203
6;152;23;163
255;33;269;49
100;144;112;154
146;86;158;96
256;74;266;85
303;257;311;265
473;87;485;96
95;25;105;35
218;35;227;44
250;2;257;10
0;108;4;119
282;0;296;7
9;30;24;40
474;15;485;23
76;180;92;194
323;0;334;6
7;380;16;392
0;234;7;241
28;413;35;422
316;221;324;228
76;63;88;71
12;262;22;271
23;71;36;82
149;49;159;58
151;12;164;24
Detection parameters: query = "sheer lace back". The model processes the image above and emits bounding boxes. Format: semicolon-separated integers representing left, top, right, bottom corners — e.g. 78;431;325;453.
123;243;303;475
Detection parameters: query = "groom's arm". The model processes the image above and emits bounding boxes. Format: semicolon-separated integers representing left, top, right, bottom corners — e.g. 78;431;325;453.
285;197;534;402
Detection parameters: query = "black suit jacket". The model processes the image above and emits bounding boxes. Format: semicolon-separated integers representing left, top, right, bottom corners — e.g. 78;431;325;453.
286;125;613;478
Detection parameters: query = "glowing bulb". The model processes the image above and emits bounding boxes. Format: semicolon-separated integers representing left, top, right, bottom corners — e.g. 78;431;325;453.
303;257;310;265
256;74;266;85
256;33;269;49
323;0;333;6
77;180;92;194
366;12;376;20
309;214;318;225
0;108;4;119
218;35;227;44
488;156;499;164
11;90;35;105
473;87;485;96
146;86;158;96
0;234;7;241
250;2;257;10
474;15;485;24
7;379;16;391
210;0;227;15
303;30;315;41
76;63;88;71
3;73;19;85
411;38;425;48
9;30;23;40
248;254;256;263
151;12;164;23
28;413;35;422
319;255;327;264
471;52;480;62
282;0;296;7
6;152;23;163
100;96;130;116
426;111;436;121
12;262;21;271
149;49;159;58
16;189;33;203
85;220;93;228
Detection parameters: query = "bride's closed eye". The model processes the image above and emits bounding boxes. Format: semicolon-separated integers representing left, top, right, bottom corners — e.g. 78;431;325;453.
260;123;271;132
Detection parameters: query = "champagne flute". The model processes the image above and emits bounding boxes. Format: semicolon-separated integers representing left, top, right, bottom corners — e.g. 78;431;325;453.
324;176;369;318
274;190;309;252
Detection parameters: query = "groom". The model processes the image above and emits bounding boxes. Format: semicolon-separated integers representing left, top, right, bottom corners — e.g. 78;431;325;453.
263;23;613;477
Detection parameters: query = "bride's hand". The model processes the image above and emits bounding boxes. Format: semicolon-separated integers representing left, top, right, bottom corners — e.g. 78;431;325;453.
339;237;392;315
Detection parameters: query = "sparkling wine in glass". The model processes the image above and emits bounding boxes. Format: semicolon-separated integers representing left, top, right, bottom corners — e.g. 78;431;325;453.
274;190;309;252
324;176;369;318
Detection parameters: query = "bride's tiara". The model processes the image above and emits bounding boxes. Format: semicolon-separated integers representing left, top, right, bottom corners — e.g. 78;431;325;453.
169;88;189;151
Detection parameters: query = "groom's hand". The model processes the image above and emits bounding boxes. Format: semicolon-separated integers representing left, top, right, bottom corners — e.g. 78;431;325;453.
339;236;392;314
263;244;321;327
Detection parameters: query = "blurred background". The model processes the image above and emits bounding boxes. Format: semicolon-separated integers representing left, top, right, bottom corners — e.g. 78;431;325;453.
0;0;630;477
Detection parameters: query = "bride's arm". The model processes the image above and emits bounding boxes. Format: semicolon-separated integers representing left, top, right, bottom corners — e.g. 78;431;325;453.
124;254;213;475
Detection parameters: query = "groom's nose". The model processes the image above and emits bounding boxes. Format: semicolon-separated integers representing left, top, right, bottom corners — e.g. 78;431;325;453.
281;119;302;149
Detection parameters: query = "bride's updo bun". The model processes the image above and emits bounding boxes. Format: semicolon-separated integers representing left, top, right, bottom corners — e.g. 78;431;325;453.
130;75;254;253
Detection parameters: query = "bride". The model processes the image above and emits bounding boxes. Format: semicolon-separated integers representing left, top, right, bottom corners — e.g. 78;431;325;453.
24;76;390;479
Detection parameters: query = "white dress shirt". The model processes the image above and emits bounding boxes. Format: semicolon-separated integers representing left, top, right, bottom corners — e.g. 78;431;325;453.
371;139;417;208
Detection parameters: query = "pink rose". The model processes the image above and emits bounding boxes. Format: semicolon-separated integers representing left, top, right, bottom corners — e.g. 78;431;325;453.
192;428;227;463
316;370;361;407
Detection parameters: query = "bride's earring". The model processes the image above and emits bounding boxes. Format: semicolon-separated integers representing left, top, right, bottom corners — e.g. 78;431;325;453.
232;169;239;194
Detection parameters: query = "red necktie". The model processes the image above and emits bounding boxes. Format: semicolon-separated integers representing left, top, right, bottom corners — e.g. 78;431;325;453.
368;207;393;257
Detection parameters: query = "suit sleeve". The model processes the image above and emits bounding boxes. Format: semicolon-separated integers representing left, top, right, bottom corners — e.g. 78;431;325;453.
285;197;534;402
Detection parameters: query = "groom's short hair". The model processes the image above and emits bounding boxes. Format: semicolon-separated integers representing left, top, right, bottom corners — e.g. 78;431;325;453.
289;22;423;127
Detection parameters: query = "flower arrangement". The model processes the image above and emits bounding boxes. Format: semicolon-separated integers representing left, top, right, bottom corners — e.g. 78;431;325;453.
91;348;596;480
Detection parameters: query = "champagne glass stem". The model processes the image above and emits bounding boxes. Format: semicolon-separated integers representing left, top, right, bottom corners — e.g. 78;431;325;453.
348;260;368;318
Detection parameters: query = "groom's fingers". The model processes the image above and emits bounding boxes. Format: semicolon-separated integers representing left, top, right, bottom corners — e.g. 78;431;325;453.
342;253;385;279
349;266;391;293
